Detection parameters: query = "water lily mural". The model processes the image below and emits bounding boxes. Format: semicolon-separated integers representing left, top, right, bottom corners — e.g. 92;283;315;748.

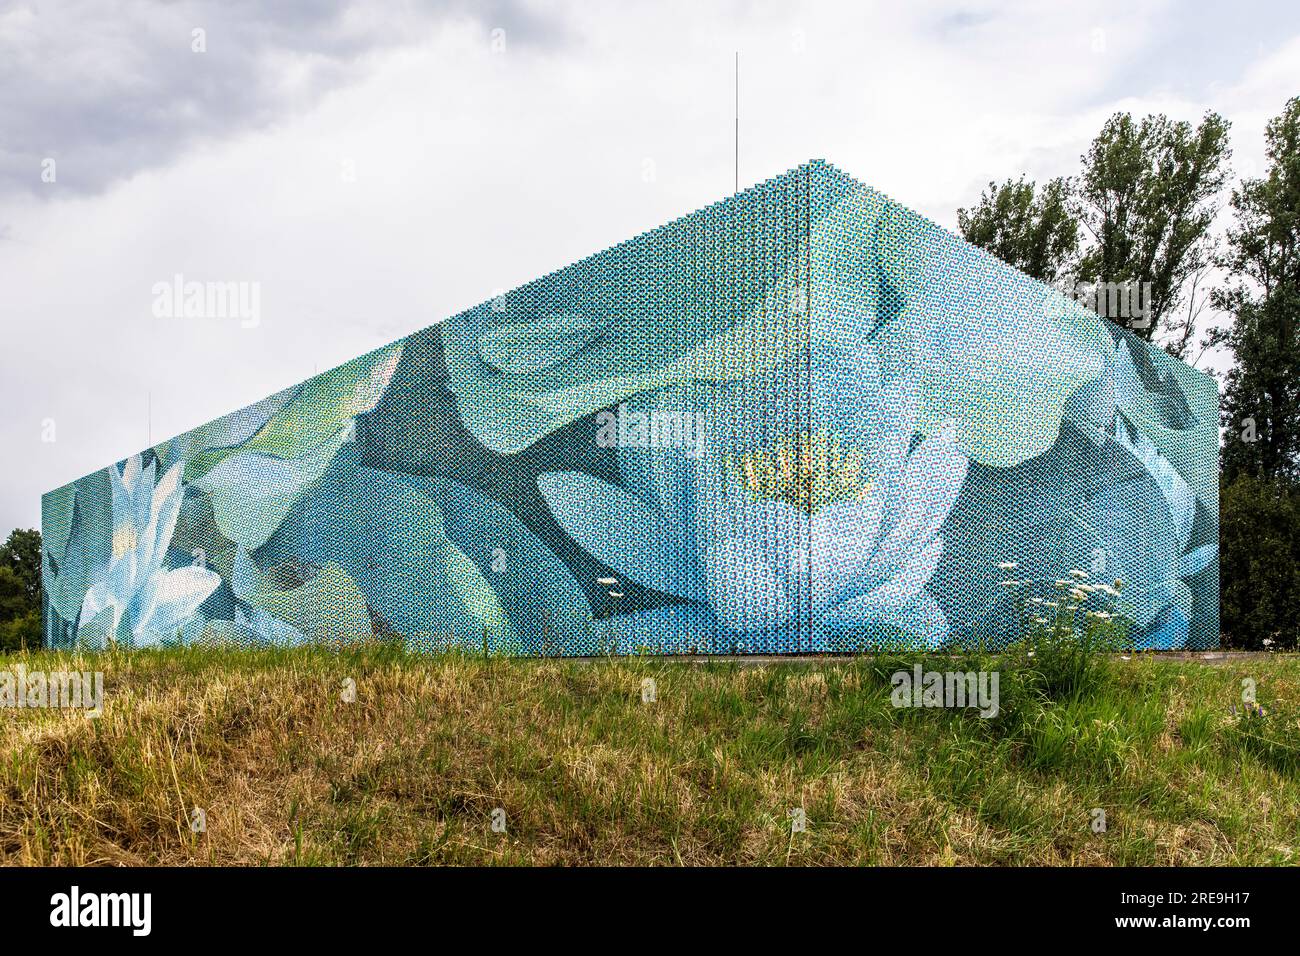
41;160;1218;654
537;335;970;650
75;456;221;649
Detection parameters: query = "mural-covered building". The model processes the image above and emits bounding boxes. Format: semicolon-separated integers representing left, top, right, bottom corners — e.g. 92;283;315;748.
41;160;1219;654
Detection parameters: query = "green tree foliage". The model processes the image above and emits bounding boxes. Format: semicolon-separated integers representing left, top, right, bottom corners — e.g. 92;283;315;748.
0;528;43;652
1215;96;1300;486
1220;474;1300;649
0;567;40;652
957;176;1079;284
1;529;41;607
961;111;1232;354
1075;111;1232;343
0;566;28;621
1215;96;1300;650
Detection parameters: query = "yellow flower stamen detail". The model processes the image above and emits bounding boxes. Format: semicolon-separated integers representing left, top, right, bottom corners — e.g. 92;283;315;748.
735;431;872;515
111;523;138;561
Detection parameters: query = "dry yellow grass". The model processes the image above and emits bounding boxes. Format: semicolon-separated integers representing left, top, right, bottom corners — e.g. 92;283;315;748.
1;647;1297;865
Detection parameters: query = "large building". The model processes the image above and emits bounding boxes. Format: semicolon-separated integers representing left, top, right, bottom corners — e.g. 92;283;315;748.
41;161;1219;654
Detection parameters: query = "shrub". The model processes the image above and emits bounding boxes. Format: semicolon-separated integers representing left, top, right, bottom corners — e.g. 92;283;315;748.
1220;474;1300;650
0;610;41;653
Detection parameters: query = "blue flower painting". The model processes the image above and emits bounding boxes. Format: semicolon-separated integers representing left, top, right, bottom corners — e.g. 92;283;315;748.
41;161;1219;654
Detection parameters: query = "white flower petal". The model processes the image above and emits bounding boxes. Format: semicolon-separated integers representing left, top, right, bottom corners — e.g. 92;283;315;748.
857;535;944;609
78;581;117;629
808;495;885;613
868;421;967;578
824;590;949;648
137;566;221;638
701;535;793;632
122;454;141;492
147;462;185;568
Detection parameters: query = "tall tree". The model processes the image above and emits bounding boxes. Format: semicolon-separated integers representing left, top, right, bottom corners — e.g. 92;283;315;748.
1215;96;1300;484
1219;474;1300;649
0;566;28;622
957;176;1079;284
0;529;42;652
1074;111;1232;343
0;528;41;608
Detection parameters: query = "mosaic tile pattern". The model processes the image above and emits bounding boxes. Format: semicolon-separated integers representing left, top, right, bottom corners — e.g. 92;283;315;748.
41;161;1219;654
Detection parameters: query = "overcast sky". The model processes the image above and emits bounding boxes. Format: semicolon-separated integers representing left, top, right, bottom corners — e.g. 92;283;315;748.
2;0;1298;532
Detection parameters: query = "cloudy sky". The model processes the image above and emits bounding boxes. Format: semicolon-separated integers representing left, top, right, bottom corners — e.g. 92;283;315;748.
2;0;1297;532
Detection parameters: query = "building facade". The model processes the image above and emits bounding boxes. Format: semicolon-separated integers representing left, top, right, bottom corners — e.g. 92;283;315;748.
41;161;1219;654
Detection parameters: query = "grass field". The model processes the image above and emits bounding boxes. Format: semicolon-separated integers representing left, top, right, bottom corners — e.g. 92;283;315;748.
1;646;1298;865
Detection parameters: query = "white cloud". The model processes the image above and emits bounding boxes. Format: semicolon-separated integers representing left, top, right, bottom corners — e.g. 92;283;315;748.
2;0;1296;530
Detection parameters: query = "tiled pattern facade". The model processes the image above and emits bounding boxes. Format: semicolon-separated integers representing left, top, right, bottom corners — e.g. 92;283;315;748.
42;161;1219;654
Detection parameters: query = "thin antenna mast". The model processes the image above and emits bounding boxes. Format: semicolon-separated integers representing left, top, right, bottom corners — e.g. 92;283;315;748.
734;51;739;193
